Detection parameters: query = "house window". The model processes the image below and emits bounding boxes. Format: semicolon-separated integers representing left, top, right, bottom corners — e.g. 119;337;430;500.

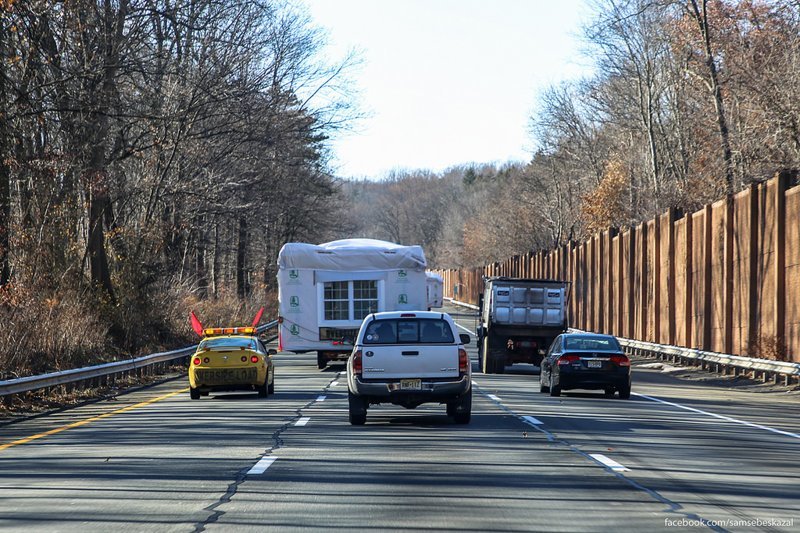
353;280;379;320
322;280;380;322
323;281;349;320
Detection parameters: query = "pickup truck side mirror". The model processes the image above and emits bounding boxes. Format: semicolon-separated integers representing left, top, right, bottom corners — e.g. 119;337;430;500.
459;333;471;345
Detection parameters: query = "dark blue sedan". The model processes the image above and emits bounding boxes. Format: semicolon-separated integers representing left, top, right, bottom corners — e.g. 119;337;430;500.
539;333;631;398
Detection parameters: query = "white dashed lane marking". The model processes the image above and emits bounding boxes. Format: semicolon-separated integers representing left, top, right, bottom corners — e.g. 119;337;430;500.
315;395;326;402
247;456;277;475
523;416;543;425
487;394;501;402
295;417;310;426
589;454;630;472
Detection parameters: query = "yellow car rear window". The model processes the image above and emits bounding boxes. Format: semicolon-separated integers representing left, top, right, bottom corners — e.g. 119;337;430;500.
199;337;257;350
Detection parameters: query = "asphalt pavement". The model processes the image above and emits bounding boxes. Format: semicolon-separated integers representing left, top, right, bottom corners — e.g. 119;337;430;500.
0;305;798;532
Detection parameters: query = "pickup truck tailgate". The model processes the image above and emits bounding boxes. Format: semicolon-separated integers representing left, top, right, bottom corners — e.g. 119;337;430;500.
362;345;460;380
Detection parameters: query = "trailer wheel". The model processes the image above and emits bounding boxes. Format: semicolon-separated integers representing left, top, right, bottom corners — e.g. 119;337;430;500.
317;352;326;370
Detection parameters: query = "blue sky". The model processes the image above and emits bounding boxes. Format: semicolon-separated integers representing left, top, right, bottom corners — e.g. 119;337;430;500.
303;0;592;179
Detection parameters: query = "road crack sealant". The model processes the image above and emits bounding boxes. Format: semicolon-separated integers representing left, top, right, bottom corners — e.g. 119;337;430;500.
192;375;340;532
475;383;729;533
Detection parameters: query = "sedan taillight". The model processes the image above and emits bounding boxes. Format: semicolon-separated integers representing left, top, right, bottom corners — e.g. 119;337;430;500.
251;355;260;363
353;350;362;375
610;354;630;366
193;357;201;366
558;354;580;365
458;348;469;373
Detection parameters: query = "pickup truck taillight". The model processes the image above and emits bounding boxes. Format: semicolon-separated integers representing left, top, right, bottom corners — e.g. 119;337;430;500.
353;350;363;375
610;354;630;366
458;349;468;373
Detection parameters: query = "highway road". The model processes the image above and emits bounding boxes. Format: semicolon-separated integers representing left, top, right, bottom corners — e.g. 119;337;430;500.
1;306;799;532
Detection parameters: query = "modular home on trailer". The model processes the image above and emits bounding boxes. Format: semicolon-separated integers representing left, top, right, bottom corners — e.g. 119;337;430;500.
277;239;428;368
426;272;444;309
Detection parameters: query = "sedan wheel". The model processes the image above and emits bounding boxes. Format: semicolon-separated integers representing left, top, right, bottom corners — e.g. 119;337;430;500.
618;384;631;399
539;373;550;393
548;375;561;397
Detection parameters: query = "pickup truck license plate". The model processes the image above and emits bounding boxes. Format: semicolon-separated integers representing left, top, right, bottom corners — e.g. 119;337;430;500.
587;360;602;368
400;379;422;390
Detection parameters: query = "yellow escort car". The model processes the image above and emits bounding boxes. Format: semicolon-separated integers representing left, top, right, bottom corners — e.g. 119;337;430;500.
189;326;276;399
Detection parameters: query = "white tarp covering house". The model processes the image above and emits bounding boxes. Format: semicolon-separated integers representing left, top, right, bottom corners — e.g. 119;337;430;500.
277;239;428;360
426;272;444;309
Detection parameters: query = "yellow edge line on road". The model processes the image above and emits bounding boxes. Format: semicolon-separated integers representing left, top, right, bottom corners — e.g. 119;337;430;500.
0;388;189;452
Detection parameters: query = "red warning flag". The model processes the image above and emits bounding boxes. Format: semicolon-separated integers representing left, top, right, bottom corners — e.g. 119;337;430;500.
251;307;265;328
190;311;204;337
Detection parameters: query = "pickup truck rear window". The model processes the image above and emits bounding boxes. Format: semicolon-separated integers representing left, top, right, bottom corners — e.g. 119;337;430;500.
363;319;455;345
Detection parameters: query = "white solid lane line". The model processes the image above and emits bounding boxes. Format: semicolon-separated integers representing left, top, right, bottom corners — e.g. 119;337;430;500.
315;395;326;402
295;417;310;426
523;416;543;425
247;456;277;475
455;323;476;335
487;394;501;401
634;392;800;441
589;454;630;472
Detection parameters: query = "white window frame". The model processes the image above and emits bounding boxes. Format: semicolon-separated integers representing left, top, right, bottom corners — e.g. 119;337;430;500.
318;280;384;326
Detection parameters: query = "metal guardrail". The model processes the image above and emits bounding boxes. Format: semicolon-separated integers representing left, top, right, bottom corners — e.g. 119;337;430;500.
0;320;278;398
615;336;800;386
443;297;479;311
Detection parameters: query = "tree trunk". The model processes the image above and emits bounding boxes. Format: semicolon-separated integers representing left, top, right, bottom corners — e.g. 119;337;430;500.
87;170;115;299
0;16;10;287
687;0;734;193
236;215;248;298
196;217;208;298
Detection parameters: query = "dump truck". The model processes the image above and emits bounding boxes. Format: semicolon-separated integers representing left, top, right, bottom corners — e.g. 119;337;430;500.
476;277;569;374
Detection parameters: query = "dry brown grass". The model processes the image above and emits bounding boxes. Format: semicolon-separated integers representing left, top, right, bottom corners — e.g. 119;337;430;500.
753;335;788;362
0;279;277;381
0;285;111;379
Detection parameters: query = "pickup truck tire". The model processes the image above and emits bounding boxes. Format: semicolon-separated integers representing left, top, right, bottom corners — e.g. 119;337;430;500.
348;391;367;425
449;389;472;424
317;352;326;370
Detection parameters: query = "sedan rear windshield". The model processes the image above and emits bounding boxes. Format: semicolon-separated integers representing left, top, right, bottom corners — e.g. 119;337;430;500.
199;337;257;351
564;336;620;351
363;319;454;345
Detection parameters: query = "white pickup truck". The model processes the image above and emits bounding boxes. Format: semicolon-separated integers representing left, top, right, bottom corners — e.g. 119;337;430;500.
346;311;472;425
